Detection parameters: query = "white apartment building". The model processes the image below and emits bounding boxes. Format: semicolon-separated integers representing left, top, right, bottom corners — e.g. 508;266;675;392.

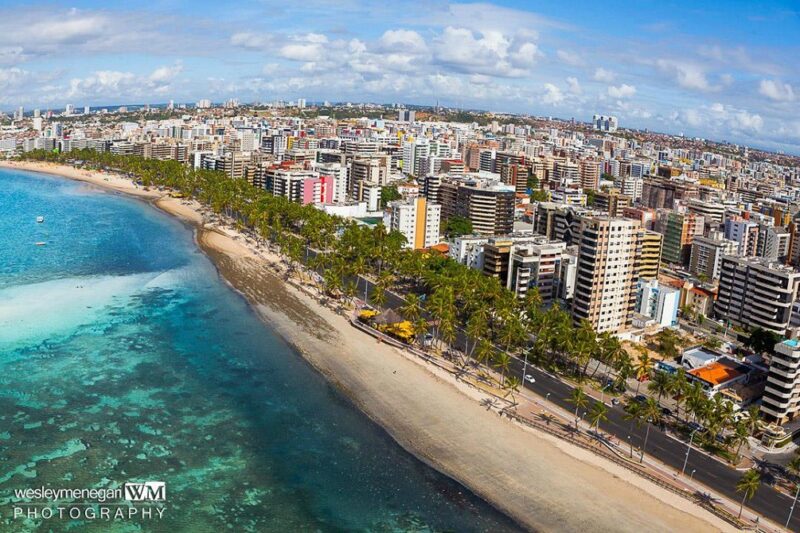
386;198;441;249
689;232;739;280
571;216;641;334
715;256;800;335
762;339;800;425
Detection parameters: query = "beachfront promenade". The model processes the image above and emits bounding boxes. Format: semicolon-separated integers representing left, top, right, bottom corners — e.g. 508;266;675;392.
342;273;800;532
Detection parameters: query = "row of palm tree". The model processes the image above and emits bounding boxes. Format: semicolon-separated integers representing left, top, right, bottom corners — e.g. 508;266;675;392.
21;149;763;454
642;364;760;462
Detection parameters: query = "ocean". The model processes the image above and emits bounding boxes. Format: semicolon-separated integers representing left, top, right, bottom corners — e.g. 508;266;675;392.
0;168;518;532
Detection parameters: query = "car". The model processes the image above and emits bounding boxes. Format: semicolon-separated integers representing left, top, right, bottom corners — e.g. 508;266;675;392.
661;407;673;417
524;374;535;384
611;398;620;406
633;394;647;403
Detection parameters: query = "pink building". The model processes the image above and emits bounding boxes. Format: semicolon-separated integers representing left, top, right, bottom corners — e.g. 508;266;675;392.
302;175;334;205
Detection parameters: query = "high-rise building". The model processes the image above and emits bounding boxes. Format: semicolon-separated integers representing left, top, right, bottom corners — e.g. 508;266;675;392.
196;99;212;109
638;230;663;280
387;197;441;250
724;217;759;257
571;216;641;333
445;182;515;235
687;199;725;226
715;256;800;335
397;109;415;122
579;159;601;191
689;232;739;280
592;114;618;132
593;189;631;217
761;339;800;425
661;212;704;265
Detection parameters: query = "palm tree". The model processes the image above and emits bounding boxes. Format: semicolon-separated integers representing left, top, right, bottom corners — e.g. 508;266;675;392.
413;318;429;349
465;308;489;358
504;376;522;404
735;468;760;519
655;328;682;359
637;398;662;462
493;352;512;385
671;368;689;420
475;338;494;368
568;387;590;428
648;370;673;405
743;405;762;436
786;456;800;528
730;421;751;463
588;400;609;435
400;293;423;322
634;349;652;394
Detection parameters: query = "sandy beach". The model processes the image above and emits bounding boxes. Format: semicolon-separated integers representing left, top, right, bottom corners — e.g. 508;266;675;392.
1;159;735;532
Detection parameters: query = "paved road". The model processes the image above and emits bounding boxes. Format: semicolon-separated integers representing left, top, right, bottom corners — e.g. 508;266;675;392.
512;362;800;531
329;264;799;529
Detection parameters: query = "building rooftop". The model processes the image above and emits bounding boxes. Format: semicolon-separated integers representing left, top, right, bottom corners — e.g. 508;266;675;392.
688;358;745;387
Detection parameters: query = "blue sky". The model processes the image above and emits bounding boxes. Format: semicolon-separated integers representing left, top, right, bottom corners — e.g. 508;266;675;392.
1;1;798;152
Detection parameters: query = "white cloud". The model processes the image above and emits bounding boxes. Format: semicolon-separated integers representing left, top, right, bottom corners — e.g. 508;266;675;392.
433;26;540;78
556;49;583;66
148;63;182;84
230;32;272;50
593;68;615;83
759;79;795;102
280;43;324;62
608;84;636;98
656;59;714;91
64;63;182;100
541;83;564;105
378;29;427;54
566;76;581;95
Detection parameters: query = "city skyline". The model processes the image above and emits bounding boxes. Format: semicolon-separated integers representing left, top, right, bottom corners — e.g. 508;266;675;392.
0;1;798;153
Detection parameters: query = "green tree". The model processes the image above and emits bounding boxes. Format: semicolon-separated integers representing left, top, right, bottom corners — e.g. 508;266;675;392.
746;327;780;355
529;189;549;203
648;370;673;405
493;352;512;385
655;328;682;359
634;349;652;394
735;469;761;519
443;216;473;238
380;185;402;205
588;401;609;434
568;387;590;428
637;398;662;462
703;336;722;350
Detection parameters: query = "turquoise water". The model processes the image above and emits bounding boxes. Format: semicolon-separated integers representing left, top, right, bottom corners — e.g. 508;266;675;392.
0;169;519;532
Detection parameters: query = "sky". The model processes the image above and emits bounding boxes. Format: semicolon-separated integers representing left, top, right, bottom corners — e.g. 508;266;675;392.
1;0;799;152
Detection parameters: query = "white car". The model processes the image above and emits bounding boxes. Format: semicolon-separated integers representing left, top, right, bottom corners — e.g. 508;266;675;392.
524;374;535;384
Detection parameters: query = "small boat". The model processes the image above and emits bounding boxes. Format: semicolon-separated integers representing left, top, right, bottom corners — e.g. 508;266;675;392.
36;216;44;223
35;242;46;246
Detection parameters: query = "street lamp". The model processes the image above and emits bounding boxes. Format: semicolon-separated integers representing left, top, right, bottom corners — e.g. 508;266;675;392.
627;435;633;458
521;354;529;383
690;469;696;481
681;428;700;476
545;392;551;403
786;483;800;530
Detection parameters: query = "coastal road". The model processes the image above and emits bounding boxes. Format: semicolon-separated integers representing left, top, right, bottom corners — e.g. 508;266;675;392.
512;363;800;531
337;269;799;529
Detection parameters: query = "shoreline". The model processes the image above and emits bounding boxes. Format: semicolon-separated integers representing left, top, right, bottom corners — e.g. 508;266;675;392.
1;160;735;532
